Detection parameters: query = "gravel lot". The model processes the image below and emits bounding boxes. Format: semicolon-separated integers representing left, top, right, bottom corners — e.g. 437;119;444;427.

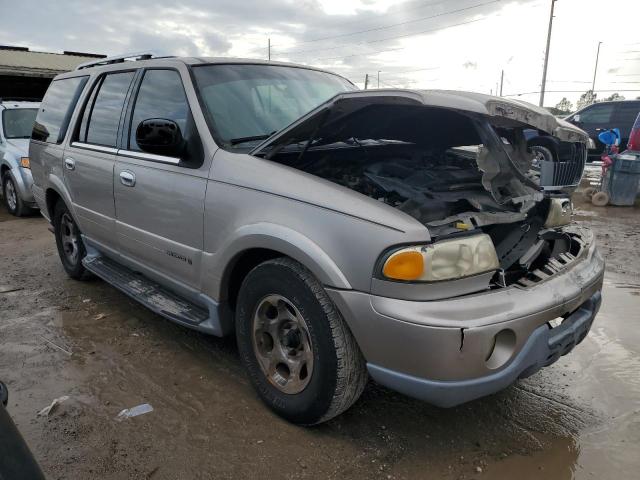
1;191;639;480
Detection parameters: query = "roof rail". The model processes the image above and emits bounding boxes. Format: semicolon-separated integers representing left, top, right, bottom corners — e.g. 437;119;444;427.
75;51;169;70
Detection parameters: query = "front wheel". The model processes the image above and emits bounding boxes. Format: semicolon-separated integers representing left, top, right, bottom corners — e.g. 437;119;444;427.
2;173;27;217
236;258;367;425
53;201;89;280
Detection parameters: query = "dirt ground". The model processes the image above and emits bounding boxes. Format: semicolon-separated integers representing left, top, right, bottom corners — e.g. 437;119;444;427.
1;189;639;479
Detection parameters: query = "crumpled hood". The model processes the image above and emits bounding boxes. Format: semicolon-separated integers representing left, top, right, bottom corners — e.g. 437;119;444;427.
252;89;589;213
253;89;588;153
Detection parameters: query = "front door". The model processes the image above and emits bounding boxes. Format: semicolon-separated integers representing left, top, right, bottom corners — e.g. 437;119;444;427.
114;68;207;289
64;71;136;249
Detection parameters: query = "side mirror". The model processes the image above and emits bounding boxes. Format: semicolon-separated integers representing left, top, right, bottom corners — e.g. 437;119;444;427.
572;114;581;123
135;118;184;157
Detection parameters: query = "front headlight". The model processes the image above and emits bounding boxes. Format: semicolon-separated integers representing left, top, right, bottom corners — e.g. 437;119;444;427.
544;198;572;228
382;234;500;282
20;157;30;169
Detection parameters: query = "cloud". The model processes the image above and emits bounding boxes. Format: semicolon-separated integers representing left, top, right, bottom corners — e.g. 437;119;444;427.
463;61;477;70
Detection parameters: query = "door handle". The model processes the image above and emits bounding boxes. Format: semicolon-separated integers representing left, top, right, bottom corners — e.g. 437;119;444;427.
120;170;136;187
64;158;75;171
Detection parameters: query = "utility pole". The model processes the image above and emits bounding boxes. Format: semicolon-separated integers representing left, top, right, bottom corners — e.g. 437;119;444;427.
268;38;271;61
499;69;504;97
377;70;381;88
364;73;369;90
592;41;602;91
539;0;557;107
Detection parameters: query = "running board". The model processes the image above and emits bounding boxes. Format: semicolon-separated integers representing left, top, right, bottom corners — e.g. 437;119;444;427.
83;256;210;326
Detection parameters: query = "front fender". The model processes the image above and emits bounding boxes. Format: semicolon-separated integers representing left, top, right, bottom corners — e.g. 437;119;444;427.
1;157;35;204
203;222;352;302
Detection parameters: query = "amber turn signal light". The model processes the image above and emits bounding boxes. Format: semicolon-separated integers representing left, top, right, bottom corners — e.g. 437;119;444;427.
382;250;424;281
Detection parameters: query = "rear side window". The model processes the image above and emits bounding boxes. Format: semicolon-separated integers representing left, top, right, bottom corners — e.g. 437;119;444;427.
32;76;88;143
80;71;135;147
128;69;190;151
615;102;640;127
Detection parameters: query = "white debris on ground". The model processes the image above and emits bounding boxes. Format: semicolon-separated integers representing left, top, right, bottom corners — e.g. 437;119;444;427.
37;396;70;416
116;403;154;420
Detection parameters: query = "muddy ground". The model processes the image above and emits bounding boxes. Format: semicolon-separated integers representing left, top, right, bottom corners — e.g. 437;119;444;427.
1;189;639;480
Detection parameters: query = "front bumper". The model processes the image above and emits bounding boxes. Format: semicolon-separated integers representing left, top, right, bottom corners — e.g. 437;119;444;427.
327;227;605;407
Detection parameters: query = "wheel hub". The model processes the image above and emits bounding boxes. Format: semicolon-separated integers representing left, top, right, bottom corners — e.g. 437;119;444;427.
60;213;79;265
251;294;314;394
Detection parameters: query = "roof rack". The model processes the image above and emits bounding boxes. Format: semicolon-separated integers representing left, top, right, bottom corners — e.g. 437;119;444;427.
76;51;169;70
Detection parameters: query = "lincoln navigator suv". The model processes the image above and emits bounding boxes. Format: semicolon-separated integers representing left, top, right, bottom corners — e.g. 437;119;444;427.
29;53;604;425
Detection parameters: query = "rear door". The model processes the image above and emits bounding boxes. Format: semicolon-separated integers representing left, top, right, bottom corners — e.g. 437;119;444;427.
64;71;136;250
114;68;207;289
613;101;640;150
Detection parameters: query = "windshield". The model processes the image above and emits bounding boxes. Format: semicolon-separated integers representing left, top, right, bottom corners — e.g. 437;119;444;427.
192;64;355;147
2;108;38;139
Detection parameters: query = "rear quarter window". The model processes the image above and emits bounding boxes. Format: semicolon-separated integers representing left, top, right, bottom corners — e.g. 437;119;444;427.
32;76;88;143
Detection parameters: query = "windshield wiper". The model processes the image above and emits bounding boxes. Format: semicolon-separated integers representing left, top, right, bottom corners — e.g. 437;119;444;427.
229;131;276;145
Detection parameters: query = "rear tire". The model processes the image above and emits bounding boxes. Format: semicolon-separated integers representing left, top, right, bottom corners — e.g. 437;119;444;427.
53;201;89;280
2;173;27;217
236;257;367;425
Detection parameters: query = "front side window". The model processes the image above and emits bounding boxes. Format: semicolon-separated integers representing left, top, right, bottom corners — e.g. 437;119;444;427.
81;71;135;147
32;76;88;143
579;104;615;123
192;64;355;148
128;69;190;152
2;108;38;139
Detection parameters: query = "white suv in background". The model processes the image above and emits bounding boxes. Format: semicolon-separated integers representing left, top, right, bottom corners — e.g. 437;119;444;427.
1;99;40;216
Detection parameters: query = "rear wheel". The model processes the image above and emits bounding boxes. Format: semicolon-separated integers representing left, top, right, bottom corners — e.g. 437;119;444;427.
236;258;367;425
2;173;27;217
53;201;89;279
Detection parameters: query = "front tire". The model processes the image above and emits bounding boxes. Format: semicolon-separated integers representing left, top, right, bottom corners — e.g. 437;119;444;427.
2;173;27;217
53;201;89;280
236;258;367;425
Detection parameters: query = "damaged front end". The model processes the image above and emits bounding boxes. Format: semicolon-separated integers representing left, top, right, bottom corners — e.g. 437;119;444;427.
252;90;590;292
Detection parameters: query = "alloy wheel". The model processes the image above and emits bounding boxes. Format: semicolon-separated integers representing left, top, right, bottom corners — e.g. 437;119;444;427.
251;294;314;394
60;213;80;265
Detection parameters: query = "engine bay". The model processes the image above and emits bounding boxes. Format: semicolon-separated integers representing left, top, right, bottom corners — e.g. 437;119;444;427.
260;103;585;287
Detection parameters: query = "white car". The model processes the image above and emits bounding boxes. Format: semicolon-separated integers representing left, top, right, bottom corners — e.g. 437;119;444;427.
1;99;40;216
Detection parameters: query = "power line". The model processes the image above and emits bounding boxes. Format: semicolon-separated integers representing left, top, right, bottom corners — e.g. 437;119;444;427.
275;0;501;53
273;0;451;44
280;0;544;64
291;17;487;62
505;89;640;97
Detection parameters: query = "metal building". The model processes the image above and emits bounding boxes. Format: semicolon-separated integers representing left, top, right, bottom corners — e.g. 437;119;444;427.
0;45;105;99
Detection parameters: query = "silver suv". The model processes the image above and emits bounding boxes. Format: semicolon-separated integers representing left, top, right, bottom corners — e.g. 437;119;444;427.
1;99;40;216
30;53;604;425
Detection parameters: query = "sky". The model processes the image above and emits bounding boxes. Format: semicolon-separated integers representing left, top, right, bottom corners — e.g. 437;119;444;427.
1;0;639;109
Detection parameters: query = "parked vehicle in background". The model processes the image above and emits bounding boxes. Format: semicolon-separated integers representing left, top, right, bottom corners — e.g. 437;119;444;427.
565;100;640;160
30;53;604;425
0;99;40;215
625;111;640;152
